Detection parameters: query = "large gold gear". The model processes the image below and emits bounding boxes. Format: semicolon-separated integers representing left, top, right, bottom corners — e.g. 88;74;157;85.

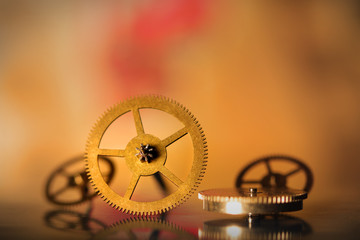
85;95;208;215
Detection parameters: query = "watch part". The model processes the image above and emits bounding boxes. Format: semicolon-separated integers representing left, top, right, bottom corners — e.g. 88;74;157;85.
85;95;208;215
45;155;114;205
235;155;313;192
199;188;307;215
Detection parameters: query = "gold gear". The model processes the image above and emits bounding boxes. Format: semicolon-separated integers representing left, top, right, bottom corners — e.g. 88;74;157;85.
85;95;208;215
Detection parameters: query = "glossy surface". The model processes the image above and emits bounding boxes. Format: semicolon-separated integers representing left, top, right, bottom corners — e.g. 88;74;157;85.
1;195;360;239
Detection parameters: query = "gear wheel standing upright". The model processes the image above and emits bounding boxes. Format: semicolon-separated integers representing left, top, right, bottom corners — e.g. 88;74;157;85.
85;96;208;215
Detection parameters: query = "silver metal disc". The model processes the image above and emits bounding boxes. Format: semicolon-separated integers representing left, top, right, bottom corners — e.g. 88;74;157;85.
198;188;307;215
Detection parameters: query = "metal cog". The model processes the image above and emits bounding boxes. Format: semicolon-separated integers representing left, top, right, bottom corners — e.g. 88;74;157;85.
198;188;307;215
45;155;115;206
235;154;314;192
85;95;208;215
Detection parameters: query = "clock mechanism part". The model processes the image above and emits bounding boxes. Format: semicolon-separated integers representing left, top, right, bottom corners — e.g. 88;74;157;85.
198;187;307;219
199;155;312;218
235;155;313;192
85;95;208;215
45;155;114;205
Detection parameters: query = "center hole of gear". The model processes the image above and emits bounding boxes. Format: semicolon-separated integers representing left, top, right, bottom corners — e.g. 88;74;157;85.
135;144;157;163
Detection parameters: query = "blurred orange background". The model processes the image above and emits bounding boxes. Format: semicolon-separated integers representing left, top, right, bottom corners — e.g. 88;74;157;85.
1;0;360;210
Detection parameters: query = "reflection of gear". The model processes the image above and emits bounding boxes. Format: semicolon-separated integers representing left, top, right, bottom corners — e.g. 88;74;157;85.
85;96;208;215
235;155;313;192
93;217;196;240
44;209;106;235
199;188;307;215
45;155;115;205
199;215;312;240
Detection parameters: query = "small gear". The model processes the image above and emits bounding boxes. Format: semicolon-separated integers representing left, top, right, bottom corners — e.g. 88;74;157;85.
198;188;307;215
45;155;114;205
135;143;156;162
85;96;208;215
235;155;313;192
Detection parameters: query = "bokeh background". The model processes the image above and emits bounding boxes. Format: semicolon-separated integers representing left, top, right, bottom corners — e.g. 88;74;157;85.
1;0;360;218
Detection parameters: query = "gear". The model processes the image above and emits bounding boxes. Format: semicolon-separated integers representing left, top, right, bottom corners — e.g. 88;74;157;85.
85;95;208;215
235;155;313;192
198;187;307;215
45;155;114;205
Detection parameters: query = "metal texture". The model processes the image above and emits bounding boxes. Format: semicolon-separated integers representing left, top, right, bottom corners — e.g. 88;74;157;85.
198;188;307;215
85;96;208;215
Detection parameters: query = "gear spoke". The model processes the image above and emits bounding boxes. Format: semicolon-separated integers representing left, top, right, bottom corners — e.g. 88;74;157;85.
159;166;184;187
55;216;73;225
79;185;89;201
51;185;69;197
264;160;273;174
162;127;188;147
124;174;141;200
59;169;73;177
285;167;302;177
97;149;125;157
241;180;261;184
132;107;144;136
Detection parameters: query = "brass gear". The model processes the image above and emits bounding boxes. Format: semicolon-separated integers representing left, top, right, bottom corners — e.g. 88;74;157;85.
85;95;208;215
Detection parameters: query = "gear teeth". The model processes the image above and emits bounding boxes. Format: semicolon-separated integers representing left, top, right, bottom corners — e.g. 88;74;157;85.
199;188;307;205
